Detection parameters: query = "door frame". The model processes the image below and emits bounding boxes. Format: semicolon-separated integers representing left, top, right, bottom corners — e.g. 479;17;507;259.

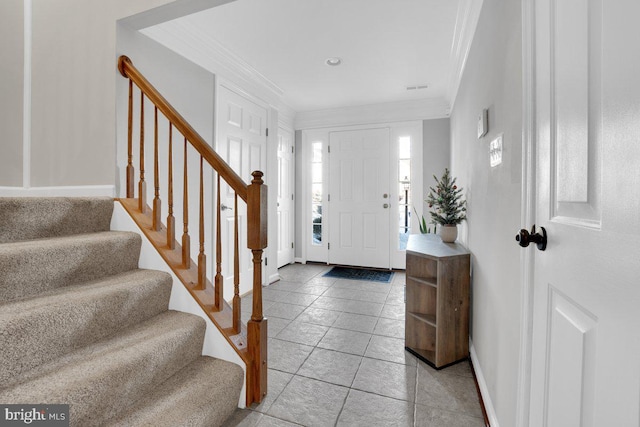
515;0;537;425
300;121;423;268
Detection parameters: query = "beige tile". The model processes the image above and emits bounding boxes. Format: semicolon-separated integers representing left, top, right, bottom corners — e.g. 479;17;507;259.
268;338;314;374
352;357;416;402
296;307;341;326
317;328;372;356
264;302;307;320
337;389;413;427
416;363;483;418
365;335;417;366
373;317;405;338
267;376;349;427
298;348;362;387
250;369;294;414
414;404;486;427
379;303;406;320
333;312;378;333
275;321;329;346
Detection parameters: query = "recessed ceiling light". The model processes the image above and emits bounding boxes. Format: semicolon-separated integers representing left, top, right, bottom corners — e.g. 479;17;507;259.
326;57;342;66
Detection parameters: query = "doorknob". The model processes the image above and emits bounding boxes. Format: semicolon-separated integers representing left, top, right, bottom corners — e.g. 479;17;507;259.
515;225;547;251
221;204;233;211
383;204;389;209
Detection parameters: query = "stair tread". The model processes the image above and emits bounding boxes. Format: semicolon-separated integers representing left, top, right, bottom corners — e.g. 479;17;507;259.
0;269;173;387
111;357;244;427
0;311;206;426
0;231;141;303
0;230;138;251
0;197;113;243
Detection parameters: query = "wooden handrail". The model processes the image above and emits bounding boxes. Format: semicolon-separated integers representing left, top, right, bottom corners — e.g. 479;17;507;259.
118;55;248;202
118;55;268;406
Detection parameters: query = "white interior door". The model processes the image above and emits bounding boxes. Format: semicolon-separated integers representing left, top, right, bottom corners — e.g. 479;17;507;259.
528;0;640;425
277;127;294;268
217;84;268;300
328;128;390;269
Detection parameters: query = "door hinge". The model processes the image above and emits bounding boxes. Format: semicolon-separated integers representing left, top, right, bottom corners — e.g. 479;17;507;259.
328;194;330;202
266;128;269;137
291;242;294;249
291;146;294;153
291;194;294;201
328;146;331;153
265;257;268;266
328;243;331;250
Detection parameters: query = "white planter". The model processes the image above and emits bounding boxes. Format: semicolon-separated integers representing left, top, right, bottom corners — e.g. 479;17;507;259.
440;224;458;243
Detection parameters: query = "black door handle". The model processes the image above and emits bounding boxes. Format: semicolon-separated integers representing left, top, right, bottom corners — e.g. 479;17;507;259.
515;225;547;251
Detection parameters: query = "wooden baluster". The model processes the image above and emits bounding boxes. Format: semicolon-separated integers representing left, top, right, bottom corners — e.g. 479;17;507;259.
247;171;268;404
182;137;190;268
152;106;161;231
138;92;146;212
197;156;206;290
126;79;134;198
167;123;175;249
214;175;223;310
233;192;240;333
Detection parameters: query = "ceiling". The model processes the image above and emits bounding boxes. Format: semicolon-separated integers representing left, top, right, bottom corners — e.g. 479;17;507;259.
144;0;461;113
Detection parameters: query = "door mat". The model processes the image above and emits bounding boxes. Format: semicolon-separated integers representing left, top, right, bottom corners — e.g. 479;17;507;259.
323;266;394;283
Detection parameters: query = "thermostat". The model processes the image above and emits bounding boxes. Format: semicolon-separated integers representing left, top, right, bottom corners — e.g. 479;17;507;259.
477;109;488;139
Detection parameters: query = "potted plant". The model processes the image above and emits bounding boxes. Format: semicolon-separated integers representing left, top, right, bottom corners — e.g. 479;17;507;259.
426;168;467;243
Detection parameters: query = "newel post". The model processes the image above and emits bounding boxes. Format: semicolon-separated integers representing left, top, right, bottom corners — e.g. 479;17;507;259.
246;170;268;405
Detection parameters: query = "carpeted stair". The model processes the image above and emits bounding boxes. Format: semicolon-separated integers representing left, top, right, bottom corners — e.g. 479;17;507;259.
0;197;243;427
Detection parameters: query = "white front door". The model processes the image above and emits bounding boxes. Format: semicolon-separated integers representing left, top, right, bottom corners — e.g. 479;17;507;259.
328;128;390;269
277;126;294;268
217;84;268;300
528;0;640;425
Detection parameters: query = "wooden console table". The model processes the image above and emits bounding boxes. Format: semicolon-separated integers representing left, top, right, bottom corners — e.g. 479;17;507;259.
405;234;471;369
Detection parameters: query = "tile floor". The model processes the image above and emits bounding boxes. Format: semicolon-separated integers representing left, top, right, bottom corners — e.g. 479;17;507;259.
222;263;485;427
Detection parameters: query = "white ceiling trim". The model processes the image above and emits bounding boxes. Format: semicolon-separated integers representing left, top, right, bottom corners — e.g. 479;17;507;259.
142;19;285;101
448;0;484;108
295;98;450;130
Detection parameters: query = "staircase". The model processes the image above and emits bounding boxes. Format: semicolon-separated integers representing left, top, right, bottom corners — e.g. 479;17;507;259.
0;197;244;426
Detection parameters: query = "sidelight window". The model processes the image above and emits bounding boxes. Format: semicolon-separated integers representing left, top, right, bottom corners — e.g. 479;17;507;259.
398;136;411;250
311;142;323;245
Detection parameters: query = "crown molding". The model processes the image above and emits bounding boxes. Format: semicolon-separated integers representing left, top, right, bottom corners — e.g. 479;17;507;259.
294;97;449;130
448;0;484;109
141;20;290;109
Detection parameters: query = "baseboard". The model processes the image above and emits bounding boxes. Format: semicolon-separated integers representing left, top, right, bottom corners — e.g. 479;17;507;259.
0;185;115;197
294;257;306;264
470;339;500;427
268;273;281;284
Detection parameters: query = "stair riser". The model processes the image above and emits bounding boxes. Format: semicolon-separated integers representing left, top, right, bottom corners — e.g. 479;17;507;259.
0;314;206;427
0;271;172;387
0;232;141;303
111;358;244;427
0;197;113;243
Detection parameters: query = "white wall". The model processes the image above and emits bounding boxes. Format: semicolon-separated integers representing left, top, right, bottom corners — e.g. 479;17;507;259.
449;0;522;425
116;26;218;294
0;0;235;192
0;0;24;187
422;118;451;224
